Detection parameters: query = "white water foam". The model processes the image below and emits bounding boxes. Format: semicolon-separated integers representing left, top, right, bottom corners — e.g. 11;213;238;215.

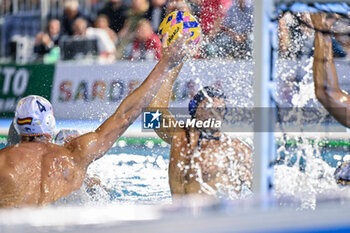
54;153;171;206
273;57;350;209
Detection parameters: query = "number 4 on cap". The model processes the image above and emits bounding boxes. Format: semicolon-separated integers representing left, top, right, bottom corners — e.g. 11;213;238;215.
36;100;46;112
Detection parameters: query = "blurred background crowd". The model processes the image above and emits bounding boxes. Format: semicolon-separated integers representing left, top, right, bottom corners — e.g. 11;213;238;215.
0;0;255;63
0;0;349;64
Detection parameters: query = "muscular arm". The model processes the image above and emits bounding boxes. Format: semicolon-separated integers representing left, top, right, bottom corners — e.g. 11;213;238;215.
67;36;189;167
312;14;350;127
147;63;184;144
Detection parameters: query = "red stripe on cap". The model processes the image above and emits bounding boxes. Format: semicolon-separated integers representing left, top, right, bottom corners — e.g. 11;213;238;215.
17;117;33;125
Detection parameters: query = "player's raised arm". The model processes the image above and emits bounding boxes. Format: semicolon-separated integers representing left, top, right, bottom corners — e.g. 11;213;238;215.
312;14;350;127
147;63;184;144
67;34;190;167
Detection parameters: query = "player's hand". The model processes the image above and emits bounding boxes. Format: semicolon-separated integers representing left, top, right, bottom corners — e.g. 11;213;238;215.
161;32;193;69
310;13;338;31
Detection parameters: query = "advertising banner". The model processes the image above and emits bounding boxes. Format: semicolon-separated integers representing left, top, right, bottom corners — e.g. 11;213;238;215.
1;59;350;122
0;64;55;118
51;60;253;120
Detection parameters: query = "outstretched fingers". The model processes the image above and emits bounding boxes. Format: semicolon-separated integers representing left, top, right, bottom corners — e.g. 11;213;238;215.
170;32;192;52
168;33;194;67
161;32;197;69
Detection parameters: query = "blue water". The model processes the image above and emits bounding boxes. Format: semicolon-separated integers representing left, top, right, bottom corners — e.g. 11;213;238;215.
57;150;172;205
108;145;170;158
1;118;349;207
276;146;349;170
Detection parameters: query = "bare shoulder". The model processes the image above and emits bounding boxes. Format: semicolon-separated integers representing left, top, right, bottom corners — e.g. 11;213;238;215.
0;142;69;161
0;142;68;180
0;143;42;163
63;132;99;164
227;137;252;152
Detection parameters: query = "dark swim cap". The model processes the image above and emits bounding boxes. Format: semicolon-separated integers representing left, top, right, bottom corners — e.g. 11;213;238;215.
188;86;226;118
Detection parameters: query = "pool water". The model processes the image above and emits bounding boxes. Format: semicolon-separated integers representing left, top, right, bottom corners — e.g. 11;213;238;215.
56;144;172;206
0;131;349;208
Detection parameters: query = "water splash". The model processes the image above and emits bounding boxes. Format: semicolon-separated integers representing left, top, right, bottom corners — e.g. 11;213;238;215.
274;55;348;209
54;153;171;206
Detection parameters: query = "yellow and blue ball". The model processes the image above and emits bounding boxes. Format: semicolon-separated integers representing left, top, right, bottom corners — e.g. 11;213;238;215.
158;11;201;45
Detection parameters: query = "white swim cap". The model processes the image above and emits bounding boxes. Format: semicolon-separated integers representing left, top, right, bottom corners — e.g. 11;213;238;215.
55;129;81;145
14;95;56;137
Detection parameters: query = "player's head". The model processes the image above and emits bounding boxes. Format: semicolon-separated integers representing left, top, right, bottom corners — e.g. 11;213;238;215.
14;95;56;141
188;86;226;128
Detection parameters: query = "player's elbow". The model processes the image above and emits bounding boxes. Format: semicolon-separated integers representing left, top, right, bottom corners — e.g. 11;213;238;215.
323;87;344;107
317;88;347;117
315;85;339;108
315;86;328;105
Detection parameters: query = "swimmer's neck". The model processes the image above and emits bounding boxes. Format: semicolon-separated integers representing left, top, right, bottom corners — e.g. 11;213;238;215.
20;135;52;143
195;128;222;138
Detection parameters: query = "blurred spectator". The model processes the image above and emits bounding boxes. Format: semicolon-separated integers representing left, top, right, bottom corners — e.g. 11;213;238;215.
98;0;128;34
116;0;151;59
62;0;91;35
222;0;253;43
89;0;106;20
187;0;201;18
201;0;253;59
147;0;167;32
34;19;61;57
72;18;116;61
198;0;232;37
127;0;151;32
220;0;254;58
125;19;161;60
94;15;118;43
